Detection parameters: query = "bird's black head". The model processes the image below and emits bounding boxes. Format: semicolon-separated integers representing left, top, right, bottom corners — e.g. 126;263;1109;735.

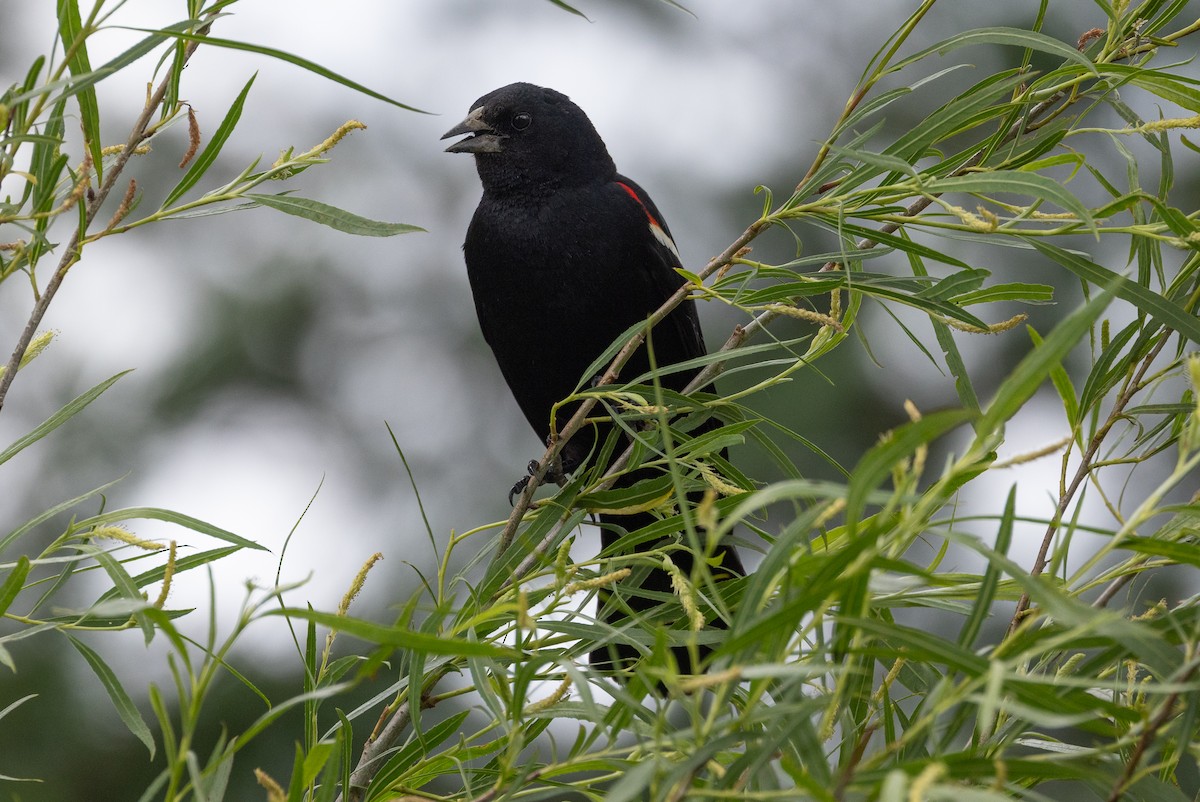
442;82;616;197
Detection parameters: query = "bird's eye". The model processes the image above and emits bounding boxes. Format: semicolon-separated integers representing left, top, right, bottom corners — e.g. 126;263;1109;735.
512;112;532;131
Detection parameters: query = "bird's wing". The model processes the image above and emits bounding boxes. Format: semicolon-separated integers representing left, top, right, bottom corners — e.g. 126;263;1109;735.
611;175;709;375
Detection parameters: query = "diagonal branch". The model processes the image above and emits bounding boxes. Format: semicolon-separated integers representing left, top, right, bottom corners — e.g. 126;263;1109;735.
0;21;211;413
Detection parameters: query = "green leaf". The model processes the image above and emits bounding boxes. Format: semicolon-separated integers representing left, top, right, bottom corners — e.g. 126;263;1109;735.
267;608;521;658
247;194;424;237
1119;536;1200;568
162;74;256;208
977;284;1115;438
66;634;155;756
120;27;426;112
953;282;1055;306
896;26;1099;77
1029;327;1079;429
0;557;31;617
1109;65;1200;112
0;371;130;467
1028;240;1200;345
72;507;266;551
57;0;103;180
958;487;1014;648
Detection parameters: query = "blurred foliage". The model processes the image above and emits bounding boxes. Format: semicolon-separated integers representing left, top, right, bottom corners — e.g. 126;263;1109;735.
3;1;1200;802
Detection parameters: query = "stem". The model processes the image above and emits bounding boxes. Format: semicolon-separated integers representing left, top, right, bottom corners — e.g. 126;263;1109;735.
1005;331;1170;635
335;662;452;802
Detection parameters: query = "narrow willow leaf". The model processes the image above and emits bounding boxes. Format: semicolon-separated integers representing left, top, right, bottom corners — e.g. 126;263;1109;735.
1076;319;1139;421
89;548;154;641
953;282;1054;306
120;27;426;112
930;171;1097;237
977;285;1114;438
162;74;256;208
66;634;156;757
72;507;265;551
958;487;1014;648
0;371;130;466
544;0;588;16
0;556;31;617
1028;240;1200;346
1028;328;1080;429
905;240;981;413
917;268;989;301
1116;66;1200;112
247;194;424;237
883;73;1029;166
94;546;241;604
267;608;521;658
56;0;103;179
896;26;1099;76
1119;536;1200;568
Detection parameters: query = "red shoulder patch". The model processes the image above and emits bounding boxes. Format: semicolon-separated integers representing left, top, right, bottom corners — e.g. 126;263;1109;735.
616;181;661;228
615;181;681;261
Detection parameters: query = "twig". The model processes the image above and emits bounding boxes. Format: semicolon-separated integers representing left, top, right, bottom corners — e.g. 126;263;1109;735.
337;663;451;802
1006;332;1170;635
1104;658;1199;802
0;22;211;413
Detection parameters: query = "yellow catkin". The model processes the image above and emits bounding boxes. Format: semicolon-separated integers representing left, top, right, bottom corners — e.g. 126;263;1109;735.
91;525;165;551
664;555;704;632
307;119;367;158
813;498;846;530
152;541;177;609
324;552;384;663
18;329;56;370
524;676;573;714
949;203;998;232
766;303;845;332
254;769;285;802
908;762;947;802
939;312;1027;335
565;568;631;595
337;552;383;617
1137;115;1200;133
678;666;742;693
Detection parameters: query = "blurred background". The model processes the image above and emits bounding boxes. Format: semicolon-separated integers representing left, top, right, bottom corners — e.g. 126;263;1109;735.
1;1;1197;798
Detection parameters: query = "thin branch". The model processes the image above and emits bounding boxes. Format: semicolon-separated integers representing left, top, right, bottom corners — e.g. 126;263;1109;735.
337;663;452;802
1104;658;1199;802
1007;331;1170;635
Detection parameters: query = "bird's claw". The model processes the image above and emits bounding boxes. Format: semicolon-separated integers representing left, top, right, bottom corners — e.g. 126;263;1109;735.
508;456;566;506
508;474;533;506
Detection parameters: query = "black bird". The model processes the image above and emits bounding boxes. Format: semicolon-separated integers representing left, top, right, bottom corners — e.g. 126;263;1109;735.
443;82;743;676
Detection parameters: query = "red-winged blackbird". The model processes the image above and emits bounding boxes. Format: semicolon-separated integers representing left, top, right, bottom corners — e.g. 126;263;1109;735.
443;82;743;676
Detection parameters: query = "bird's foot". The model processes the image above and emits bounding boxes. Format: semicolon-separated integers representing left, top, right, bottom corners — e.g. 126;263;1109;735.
508;453;567;506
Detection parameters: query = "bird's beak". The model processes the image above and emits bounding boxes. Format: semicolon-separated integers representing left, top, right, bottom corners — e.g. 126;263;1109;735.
442;107;504;154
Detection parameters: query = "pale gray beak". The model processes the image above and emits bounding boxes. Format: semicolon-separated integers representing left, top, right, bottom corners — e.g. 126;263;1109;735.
442;107;503;154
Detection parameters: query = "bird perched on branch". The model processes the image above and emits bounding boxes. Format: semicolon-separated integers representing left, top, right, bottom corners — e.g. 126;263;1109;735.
443;82;743;676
